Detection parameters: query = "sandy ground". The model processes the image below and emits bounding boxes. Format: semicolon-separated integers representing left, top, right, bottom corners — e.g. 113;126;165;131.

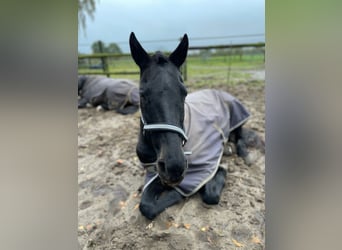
78;72;265;249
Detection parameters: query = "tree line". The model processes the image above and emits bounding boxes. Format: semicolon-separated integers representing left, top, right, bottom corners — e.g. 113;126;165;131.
91;40;122;54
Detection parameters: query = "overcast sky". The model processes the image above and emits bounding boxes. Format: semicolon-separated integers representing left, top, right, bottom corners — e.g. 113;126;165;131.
78;0;265;54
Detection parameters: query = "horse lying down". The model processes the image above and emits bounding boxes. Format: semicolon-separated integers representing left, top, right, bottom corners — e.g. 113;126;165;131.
78;75;140;115
129;32;264;220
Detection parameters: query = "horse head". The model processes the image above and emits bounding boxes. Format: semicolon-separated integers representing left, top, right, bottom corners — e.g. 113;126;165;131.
129;32;189;186
78;75;87;96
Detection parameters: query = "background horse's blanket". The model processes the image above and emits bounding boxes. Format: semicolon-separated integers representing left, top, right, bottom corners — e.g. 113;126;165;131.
144;89;250;196
78;75;140;112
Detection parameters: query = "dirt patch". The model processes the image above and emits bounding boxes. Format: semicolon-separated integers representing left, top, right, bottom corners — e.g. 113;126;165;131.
78;76;265;249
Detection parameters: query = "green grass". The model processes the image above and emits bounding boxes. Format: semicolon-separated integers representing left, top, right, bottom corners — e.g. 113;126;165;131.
78;53;265;86
187;54;264;68
185;54;264;88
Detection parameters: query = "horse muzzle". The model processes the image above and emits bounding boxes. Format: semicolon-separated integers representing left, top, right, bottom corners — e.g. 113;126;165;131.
160;175;184;187
157;159;187;187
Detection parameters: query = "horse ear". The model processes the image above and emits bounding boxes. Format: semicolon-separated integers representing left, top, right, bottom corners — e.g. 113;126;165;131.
169;34;189;68
129;32;150;69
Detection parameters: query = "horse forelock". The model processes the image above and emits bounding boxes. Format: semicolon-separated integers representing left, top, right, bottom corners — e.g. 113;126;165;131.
152;51;168;65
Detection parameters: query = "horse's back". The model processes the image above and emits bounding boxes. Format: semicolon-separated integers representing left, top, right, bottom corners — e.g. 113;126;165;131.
80;76;139;109
81;76;109;99
170;89;250;196
186;89;250;133
104;79;139;109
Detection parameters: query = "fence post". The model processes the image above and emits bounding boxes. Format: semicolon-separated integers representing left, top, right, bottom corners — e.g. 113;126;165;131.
98;41;110;77
227;42;232;84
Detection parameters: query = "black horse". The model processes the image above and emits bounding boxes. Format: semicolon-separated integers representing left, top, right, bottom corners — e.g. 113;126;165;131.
129;32;264;220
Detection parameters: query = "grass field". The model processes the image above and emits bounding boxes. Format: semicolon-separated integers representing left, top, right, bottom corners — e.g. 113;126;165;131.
78;53;265;87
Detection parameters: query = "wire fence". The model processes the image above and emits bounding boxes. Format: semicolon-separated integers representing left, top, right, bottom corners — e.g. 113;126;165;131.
78;33;264;51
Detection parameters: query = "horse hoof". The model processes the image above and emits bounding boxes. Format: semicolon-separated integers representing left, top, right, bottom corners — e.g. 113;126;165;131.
223;142;236;156
139;204;157;220
202;194;220;205
96;105;104;112
243;150;261;166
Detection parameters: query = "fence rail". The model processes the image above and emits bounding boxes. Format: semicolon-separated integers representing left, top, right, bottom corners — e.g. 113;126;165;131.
188;42;264;50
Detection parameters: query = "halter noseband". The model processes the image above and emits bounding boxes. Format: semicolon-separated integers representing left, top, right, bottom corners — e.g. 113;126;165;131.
140;115;191;173
140;115;188;146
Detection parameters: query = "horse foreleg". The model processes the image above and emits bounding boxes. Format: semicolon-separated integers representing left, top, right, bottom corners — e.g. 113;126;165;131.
236;138;249;158
139;177;184;220
117;105;139;115
199;167;227;205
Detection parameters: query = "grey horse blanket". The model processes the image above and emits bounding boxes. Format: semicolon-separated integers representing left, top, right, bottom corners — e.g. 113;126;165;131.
78;75;140;114
143;89;250;197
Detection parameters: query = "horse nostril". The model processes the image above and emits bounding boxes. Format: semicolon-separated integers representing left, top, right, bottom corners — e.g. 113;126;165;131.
157;159;186;187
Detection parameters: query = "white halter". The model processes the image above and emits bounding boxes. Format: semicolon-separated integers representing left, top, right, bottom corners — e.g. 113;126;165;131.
139;114;192;173
140;115;188;145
